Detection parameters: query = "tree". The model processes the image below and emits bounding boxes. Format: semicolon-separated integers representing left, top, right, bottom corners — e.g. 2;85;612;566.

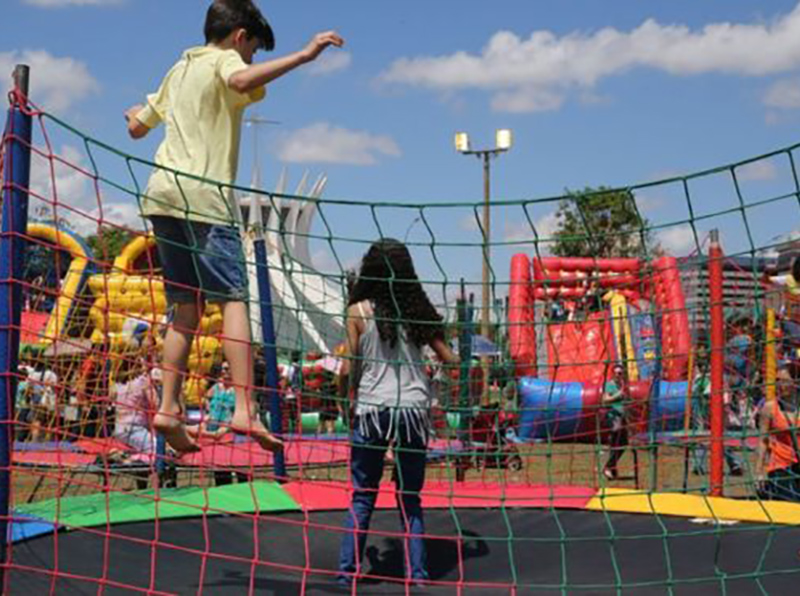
86;226;135;267
551;186;660;259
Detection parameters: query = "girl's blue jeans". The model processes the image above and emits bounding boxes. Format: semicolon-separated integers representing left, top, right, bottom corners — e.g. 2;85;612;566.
338;409;428;582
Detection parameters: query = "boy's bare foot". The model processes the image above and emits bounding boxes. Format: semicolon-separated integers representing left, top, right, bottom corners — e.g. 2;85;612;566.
229;410;284;453
154;410;202;454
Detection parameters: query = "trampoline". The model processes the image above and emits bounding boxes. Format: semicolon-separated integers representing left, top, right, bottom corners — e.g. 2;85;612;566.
8;480;800;595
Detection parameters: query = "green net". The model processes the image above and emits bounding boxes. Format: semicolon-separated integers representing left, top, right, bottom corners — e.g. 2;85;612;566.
3;99;800;594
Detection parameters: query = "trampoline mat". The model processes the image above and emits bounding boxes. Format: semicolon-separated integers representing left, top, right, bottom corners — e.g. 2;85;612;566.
8;509;800;595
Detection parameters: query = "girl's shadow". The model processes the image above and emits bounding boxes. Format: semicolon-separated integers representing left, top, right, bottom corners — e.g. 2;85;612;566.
362;530;489;584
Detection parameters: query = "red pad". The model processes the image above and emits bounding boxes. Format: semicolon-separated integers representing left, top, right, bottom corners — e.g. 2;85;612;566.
74;438;136;455
179;437;351;468
13;452;96;467
284;481;597;512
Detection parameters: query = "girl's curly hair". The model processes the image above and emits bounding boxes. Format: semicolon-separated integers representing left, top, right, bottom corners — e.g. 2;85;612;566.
348;238;444;348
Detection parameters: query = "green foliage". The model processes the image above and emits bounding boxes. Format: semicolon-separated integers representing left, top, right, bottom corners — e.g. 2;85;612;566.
86;226;135;266
551;186;660;259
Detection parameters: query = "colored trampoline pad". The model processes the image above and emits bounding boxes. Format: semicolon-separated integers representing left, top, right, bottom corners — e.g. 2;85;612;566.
14;482;300;531
8;509;800;595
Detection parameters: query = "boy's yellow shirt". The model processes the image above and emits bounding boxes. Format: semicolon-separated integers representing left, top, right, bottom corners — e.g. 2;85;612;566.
137;46;265;225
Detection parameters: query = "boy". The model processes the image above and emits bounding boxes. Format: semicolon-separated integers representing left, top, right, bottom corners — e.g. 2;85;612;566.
125;0;344;453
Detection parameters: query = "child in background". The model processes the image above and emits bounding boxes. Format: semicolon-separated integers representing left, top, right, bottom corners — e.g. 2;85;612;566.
193;362;249;486
112;356;158;456
125;0;343;454
337;238;459;587
193;362;237;439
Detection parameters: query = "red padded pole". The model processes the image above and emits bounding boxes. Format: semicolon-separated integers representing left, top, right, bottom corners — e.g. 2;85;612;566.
708;230;725;497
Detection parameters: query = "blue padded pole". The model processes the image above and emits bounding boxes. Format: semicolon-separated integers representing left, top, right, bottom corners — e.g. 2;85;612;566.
253;237;286;480
0;65;32;583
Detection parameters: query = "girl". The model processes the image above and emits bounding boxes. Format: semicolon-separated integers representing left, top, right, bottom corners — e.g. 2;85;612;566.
337;239;458;586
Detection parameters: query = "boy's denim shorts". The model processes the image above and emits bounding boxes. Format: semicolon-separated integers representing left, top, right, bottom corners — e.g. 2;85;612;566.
149;216;248;304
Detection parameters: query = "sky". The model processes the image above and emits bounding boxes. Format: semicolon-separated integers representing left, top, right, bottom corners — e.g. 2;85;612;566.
3;0;800;296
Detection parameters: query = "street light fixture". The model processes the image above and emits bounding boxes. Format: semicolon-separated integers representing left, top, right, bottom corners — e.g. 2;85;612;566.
454;129;513;400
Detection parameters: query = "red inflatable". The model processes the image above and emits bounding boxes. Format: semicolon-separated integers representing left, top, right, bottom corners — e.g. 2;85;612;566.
508;255;690;382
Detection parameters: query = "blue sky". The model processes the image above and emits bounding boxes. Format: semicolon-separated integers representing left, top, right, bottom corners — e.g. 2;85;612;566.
3;0;800;293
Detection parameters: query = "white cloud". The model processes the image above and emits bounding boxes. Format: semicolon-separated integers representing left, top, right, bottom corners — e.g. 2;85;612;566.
276;122;401;166
635;194;664;213
28;144;143;236
306;51;352;76
764;77;800;108
0;50;98;112
23;0;123;6
80;202;145;236
736;160;778;181
459;213;482;233
380;4;800;113
30;144;92;212
657;225;697;255
504;210;559;243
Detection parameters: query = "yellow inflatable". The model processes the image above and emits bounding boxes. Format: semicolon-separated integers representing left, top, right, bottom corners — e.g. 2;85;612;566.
86;234;225;405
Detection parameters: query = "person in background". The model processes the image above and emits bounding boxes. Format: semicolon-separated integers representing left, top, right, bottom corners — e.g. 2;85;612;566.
725;314;757;430
690;346;744;477
27;365;59;443
15;365;33;442
191;361;249;486
197;362;237;439
280;350;303;434
75;344;111;439
602;364;630;481
757;394;800;502
112;355;158;456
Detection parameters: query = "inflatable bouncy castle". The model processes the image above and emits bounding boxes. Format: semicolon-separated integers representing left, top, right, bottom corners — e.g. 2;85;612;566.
508;255;691;441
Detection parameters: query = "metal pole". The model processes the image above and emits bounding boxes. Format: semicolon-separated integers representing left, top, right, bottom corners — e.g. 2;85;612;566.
708;230;725;497
481;153;491;405
456;279;473;482
0;64;33;586
253;238;287;480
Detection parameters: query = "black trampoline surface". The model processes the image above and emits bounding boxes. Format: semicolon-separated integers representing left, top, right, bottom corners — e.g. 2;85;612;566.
7;509;800;595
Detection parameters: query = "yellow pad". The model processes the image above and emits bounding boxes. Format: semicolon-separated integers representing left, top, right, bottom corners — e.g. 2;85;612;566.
586;488;800;525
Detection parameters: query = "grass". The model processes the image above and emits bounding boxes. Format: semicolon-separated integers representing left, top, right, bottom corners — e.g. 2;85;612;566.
10;439;759;509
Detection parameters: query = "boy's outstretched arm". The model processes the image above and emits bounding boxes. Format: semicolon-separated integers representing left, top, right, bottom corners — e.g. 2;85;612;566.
125;104;150;140
229;31;345;94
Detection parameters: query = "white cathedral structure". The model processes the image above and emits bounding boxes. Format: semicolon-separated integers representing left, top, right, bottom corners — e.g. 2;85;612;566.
238;169;346;355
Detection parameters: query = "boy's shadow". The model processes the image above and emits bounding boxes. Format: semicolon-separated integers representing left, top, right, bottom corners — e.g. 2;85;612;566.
361;530;489;584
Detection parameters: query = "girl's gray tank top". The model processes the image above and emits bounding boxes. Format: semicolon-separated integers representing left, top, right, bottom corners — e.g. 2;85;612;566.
354;301;431;414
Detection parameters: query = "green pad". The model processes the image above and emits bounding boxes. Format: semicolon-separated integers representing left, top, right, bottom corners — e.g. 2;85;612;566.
16;481;300;530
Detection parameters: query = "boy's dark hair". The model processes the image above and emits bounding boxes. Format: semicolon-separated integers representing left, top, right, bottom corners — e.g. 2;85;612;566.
205;0;275;51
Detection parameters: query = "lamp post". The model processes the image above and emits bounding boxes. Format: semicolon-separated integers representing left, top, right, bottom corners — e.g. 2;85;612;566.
454;129;513;399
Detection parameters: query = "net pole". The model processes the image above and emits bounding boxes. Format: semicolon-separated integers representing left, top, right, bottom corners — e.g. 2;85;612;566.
456;279;474;482
708;230;725;496
765;308;777;405
0;65;32;587
253;237;286;479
